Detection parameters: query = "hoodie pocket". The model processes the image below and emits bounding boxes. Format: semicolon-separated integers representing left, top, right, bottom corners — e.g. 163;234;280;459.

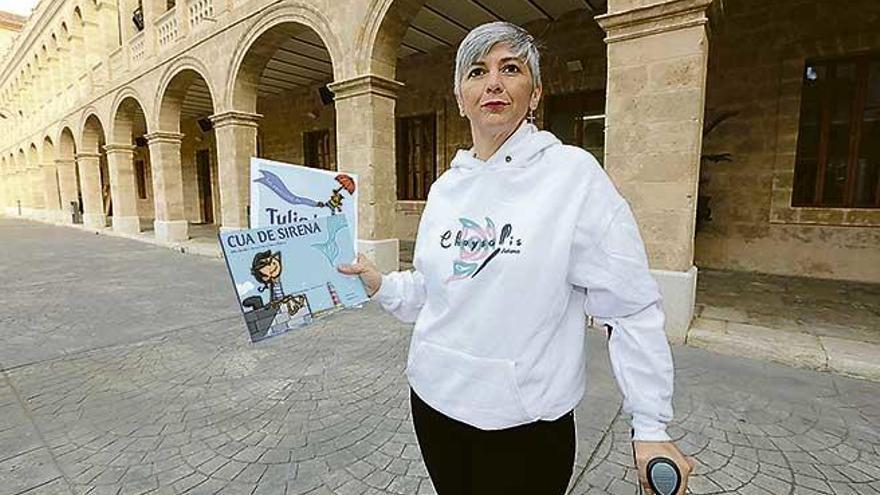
407;340;534;429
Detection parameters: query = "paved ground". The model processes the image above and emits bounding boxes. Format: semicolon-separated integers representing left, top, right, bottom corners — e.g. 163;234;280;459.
696;270;880;345
691;271;880;381
2;217;880;495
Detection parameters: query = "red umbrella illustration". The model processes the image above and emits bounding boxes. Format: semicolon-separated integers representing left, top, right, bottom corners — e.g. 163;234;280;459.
334;174;356;195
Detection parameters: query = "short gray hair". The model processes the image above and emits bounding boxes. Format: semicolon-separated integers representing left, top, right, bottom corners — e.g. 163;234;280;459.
453;22;541;98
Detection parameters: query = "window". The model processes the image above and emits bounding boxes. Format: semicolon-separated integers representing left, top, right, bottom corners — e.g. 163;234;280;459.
396;114;436;201
134;159;146;199
545;90;606;166
793;54;880;208
303;129;332;170
132;2;144;32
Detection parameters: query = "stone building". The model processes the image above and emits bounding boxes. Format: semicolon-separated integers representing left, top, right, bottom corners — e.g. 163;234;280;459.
0;0;877;341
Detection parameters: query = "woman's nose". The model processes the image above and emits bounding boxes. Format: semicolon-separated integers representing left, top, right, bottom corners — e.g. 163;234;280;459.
485;73;503;93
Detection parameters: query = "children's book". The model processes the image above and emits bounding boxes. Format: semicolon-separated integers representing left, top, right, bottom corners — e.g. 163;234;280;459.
250;158;358;253
219;215;368;342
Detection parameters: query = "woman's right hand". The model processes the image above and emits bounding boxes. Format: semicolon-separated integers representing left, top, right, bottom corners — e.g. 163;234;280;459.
337;253;383;297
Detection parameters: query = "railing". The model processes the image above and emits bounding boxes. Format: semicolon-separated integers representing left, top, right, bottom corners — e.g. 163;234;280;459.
188;0;215;31
157;8;180;49
130;31;145;65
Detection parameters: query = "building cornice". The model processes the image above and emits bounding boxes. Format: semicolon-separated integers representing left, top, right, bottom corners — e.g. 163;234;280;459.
144;131;185;144
209;111;262;129
103;143;137;154
596;0;712;43
327;75;404;102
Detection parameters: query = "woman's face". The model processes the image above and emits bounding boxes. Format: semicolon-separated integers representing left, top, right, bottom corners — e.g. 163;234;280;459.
457;43;541;135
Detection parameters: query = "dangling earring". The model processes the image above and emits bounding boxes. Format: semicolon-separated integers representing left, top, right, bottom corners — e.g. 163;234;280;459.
528;108;536;125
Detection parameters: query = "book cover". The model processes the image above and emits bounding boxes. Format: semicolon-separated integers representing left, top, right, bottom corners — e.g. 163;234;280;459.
219;215;368;342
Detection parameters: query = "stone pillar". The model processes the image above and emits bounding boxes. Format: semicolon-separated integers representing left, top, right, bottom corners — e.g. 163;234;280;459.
0;171;8;211
42;159;62;223
105;143;141;234
56;158;79;223
327;75;403;273
29;166;45;219
75;152;106;229
597;0;712;343
145;131;188;242
210;111;261;231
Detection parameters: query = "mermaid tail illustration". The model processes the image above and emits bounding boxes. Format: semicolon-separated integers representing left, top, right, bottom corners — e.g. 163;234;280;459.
311;215;348;265
254;169;321;207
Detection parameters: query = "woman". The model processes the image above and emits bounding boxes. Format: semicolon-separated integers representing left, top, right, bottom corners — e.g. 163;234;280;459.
339;21;694;495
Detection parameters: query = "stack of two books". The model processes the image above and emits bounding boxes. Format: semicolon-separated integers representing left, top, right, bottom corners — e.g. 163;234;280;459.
219;159;368;343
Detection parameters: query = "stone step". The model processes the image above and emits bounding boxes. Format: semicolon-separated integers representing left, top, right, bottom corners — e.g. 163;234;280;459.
688;316;880;382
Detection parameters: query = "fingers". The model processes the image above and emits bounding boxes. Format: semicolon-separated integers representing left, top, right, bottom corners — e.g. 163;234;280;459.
337;253;376;275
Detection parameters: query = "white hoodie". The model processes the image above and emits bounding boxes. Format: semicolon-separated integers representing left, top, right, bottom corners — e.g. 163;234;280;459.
374;122;674;442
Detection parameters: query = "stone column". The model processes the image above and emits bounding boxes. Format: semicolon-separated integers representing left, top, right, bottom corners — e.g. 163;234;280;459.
210;111;261;231
145;131;188;242
105;143;141;234
75;152;106;229
327;75;404;272
0;171;8;211
596;0;712;342
29;165;45;219
56;158;79;223
41;159;62;223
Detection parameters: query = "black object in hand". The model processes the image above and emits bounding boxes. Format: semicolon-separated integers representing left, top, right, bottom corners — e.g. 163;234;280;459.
646;457;682;495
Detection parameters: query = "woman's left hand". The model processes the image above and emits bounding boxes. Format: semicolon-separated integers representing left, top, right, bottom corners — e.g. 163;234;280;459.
633;441;696;494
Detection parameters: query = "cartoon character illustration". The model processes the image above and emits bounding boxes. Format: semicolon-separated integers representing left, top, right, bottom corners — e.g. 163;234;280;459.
317;174;356;214
254;169;357;216
250;250;308;316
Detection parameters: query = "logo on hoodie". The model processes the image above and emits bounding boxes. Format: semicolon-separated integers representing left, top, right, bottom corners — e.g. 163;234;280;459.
440;217;522;283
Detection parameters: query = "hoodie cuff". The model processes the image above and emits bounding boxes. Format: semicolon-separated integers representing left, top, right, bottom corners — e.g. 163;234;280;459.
370;274;396;306
632;414;672;442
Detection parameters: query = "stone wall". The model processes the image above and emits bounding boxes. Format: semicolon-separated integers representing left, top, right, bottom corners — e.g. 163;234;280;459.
258;84;337;167
698;0;880;283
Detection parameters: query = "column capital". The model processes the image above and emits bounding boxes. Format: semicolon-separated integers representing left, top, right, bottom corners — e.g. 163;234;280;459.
596;0;712;43
209;111;262;129
327;75;404;102
54;158;76;165
103;143;137;154
145;131;184;144
75;152;102;160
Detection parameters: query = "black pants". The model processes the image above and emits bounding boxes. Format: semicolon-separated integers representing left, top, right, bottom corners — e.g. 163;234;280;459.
410;388;576;495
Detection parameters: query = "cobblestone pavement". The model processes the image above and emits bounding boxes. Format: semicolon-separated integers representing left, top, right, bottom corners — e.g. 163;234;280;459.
2;217;880;495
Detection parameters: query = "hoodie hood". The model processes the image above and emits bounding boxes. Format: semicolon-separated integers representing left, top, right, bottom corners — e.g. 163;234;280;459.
451;122;561;170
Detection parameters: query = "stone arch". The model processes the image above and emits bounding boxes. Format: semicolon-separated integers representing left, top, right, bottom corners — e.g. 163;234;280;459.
153;59;219;240
80;111;107;152
56;126;81;221
155;58;217;131
10;149;26;210
57;124;77;157
355;0;426;79
41;135;62;216
42;135;56;163
78;114;110;228
109;93;152;234
225;2;345;112
110;89;151;142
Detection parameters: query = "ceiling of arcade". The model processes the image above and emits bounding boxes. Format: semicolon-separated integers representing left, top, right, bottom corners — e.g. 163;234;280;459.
247;0;607;101
398;0;607;58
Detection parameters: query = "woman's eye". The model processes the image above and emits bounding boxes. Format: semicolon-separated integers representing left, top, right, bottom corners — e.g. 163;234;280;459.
468;67;485;78
502;64;521;74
